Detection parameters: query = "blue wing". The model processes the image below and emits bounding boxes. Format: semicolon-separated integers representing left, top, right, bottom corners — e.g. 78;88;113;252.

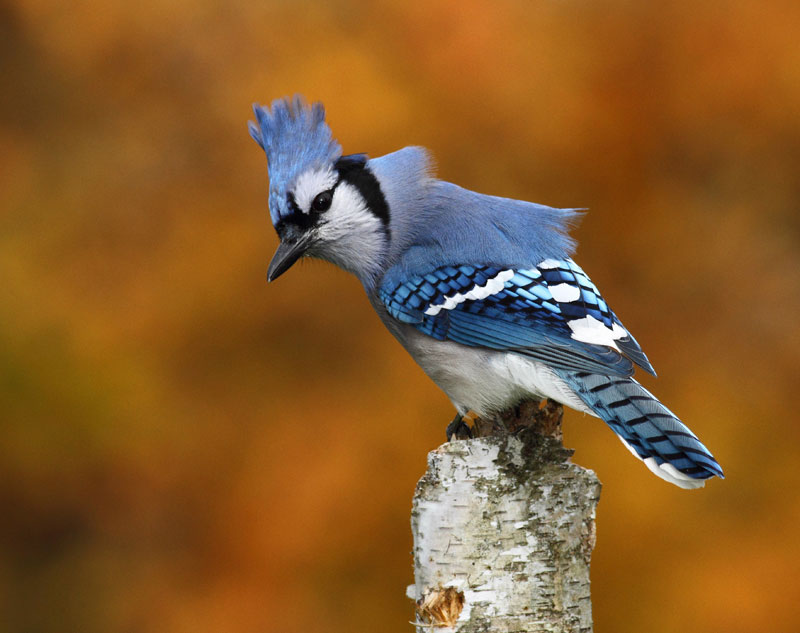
379;259;655;378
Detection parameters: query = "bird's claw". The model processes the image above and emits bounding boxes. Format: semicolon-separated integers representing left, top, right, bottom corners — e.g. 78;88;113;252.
446;414;472;441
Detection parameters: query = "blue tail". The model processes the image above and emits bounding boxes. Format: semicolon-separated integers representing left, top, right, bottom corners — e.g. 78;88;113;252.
557;370;724;488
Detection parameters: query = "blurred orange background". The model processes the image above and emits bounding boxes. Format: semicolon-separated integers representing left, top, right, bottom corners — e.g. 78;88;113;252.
2;1;799;631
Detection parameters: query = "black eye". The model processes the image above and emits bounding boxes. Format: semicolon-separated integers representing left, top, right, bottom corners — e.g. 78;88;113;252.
311;190;333;212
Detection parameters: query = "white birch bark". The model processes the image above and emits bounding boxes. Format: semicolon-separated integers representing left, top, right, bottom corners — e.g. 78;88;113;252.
408;401;601;633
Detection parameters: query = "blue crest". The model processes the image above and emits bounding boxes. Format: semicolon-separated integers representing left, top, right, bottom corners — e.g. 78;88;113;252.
249;95;342;225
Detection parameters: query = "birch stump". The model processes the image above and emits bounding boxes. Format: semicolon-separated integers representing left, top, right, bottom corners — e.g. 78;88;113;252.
408;400;601;633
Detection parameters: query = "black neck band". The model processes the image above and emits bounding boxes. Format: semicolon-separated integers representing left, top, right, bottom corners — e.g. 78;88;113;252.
335;155;390;229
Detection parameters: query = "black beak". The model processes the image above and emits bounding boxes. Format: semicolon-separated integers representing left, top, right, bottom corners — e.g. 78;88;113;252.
267;237;310;282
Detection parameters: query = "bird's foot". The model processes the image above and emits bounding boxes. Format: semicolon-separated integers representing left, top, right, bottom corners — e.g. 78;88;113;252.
446;413;473;441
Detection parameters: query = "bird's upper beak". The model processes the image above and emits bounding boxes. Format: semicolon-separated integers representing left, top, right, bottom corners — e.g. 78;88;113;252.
267;233;312;282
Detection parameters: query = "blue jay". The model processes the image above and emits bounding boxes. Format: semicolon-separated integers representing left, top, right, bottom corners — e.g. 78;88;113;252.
248;95;723;489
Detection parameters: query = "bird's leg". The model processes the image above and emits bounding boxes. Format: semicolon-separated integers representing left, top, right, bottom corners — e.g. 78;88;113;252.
446;413;473;441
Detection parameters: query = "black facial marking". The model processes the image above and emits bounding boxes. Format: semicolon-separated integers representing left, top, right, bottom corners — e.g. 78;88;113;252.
336;153;368;171
334;155;390;229
286;192;302;216
274;219;306;245
279;192;320;236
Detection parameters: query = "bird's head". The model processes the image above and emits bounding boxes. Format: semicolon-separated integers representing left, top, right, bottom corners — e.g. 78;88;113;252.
249;96;390;283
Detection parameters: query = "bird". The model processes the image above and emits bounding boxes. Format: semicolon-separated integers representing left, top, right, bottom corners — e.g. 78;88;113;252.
248;95;723;489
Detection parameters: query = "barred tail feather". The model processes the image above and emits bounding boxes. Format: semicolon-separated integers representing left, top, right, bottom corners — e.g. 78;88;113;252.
557;371;724;489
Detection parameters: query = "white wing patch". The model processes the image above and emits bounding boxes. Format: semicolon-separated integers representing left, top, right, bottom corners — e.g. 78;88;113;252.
549;282;581;302
424;269;515;317
293;167;338;213
538;258;561;269
567;314;627;350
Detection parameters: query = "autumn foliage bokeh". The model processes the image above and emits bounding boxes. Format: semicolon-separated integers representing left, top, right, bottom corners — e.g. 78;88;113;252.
2;1;799;632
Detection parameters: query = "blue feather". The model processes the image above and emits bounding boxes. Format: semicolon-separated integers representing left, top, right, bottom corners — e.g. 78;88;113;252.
249;96;342;225
376;179;584;290
379;260;655;377
556;371;724;486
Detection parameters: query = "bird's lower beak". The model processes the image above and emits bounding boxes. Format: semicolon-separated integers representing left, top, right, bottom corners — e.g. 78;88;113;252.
267;237;310;282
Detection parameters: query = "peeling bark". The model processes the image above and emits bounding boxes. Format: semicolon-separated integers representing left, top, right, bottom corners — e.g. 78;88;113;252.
409;401;601;633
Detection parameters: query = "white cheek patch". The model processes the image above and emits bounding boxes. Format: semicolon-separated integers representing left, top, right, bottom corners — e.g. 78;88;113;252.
326;181;374;229
425;270;515;316
567;314;628;350
293;167;338;213
312;181;387;279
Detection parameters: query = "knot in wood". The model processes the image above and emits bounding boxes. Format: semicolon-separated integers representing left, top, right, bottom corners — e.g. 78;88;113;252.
414;585;465;628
